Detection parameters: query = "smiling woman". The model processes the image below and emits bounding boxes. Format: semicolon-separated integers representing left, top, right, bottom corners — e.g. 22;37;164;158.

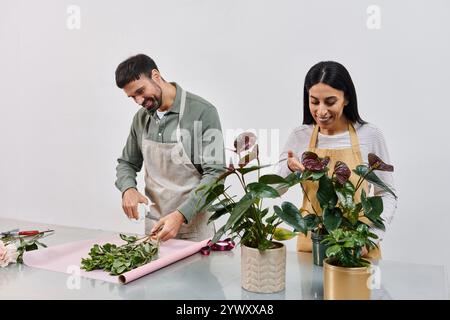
277;61;397;259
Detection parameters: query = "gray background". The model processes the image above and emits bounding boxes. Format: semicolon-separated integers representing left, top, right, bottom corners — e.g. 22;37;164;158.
1;0;449;275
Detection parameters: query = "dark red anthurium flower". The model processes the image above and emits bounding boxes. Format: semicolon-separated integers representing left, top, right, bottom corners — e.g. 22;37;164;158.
368;153;394;172
301;151;330;172
233;132;257;153
333;161;351;185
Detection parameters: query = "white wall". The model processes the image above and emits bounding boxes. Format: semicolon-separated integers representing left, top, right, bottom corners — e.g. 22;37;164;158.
1;0;450;271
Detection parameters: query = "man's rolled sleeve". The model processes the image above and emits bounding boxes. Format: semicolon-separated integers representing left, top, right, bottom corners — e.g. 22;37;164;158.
115;117;143;196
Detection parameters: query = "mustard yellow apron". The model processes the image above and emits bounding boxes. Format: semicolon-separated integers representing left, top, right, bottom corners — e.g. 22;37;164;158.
297;123;381;259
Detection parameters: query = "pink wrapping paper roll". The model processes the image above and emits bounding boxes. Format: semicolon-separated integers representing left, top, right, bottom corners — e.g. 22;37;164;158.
23;235;210;284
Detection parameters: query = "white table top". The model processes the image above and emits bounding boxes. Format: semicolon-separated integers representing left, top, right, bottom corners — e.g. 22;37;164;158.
0;218;448;300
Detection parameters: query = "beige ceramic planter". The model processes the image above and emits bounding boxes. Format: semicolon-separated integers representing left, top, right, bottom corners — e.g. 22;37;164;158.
241;242;286;293
323;258;371;300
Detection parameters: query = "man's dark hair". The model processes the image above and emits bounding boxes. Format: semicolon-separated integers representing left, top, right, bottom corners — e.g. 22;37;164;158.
115;54;159;88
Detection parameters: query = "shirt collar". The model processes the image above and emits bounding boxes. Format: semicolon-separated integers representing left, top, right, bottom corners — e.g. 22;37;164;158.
145;82;182;116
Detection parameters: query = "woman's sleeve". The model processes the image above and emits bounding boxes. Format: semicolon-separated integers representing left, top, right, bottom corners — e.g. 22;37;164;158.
368;126;398;242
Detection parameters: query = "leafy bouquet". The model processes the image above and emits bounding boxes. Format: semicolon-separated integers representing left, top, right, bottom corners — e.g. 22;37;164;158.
81;234;159;275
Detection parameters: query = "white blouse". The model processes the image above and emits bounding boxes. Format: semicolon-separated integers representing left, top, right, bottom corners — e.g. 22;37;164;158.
276;122;397;241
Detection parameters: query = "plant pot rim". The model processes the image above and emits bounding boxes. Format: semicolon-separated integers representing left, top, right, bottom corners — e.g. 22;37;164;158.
311;231;327;240
323;258;371;272
241;242;285;251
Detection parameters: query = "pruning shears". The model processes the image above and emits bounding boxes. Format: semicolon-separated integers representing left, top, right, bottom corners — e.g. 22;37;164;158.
0;229;54;238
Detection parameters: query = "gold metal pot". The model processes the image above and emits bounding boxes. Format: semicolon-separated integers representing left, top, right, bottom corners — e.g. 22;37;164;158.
241;242;286;293
323;258;371;300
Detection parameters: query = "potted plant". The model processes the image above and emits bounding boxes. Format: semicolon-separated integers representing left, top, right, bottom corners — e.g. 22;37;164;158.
288;151;397;269
306;152;397;299
196;132;307;293
290;151;332;266
322;225;377;300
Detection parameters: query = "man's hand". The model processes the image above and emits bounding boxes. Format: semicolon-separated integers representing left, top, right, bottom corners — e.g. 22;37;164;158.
122;188;148;220
151;210;186;242
287;150;305;172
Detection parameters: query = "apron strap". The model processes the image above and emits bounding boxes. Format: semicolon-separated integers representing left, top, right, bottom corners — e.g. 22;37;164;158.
308;125;320;151
176;89;187;142
348;123;363;164
308;122;361;157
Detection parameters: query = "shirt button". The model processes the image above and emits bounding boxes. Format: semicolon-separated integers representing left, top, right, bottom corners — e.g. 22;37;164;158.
158;133;162;136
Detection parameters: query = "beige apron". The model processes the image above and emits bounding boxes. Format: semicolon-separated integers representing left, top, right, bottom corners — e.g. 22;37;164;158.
142;89;215;241
298;123;381;259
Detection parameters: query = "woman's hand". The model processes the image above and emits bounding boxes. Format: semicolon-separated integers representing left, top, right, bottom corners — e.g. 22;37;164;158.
287;150;305;172
360;246;369;257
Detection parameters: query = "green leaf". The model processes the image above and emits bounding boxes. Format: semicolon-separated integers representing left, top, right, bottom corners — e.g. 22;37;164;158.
274;202;307;235
283;172;302;186
361;190;385;231
349;203;362;225
335;181;355;210
247;182;280;198
224;193;255;231
311;171;326;180
231;220;253;234
303;214;320;230
326;244;342;257
265;213;278;225
34;241;47;248
204;184;225;205
343;240;355;248
260;208;269;219
116;265;127;274
208;207;232;224
362;193;383;219
236;164;271;175
323;207;343;231
273;227;297;241
119;234;138;243
259;174;287;184
211;225;226;244
317;175;338;209
207;199;234;212
257;238;275;251
353;165;397;199
25;243;38;251
196;183;228;212
300;170;326;181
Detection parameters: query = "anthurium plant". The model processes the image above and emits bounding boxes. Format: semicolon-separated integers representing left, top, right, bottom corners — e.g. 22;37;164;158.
196;132;308;251
297;152;397;267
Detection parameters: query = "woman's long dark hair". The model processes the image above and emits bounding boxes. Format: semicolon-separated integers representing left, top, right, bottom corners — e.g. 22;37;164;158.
303;61;366;125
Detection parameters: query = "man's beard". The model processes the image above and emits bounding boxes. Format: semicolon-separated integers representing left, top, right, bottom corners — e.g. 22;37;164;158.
142;96;161;112
142;84;163;112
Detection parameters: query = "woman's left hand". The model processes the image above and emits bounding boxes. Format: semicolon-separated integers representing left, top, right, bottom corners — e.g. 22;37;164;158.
287;150;305;172
360;246;369;257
